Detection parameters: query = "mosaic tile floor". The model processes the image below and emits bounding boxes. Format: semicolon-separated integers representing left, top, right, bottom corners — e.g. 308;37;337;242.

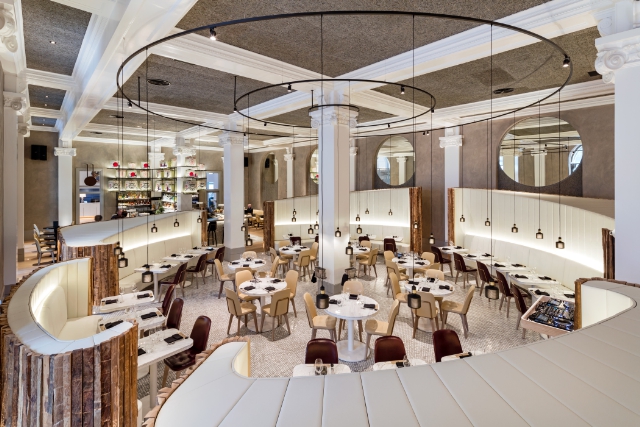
137;253;541;398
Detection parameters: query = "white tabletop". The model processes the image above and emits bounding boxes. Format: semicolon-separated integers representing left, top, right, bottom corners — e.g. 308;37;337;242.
353;246;371;254
98;291;154;313
372;359;427;371
402;279;454;296
292;364;351;377
188;247;216;255
441;350;485;362
510;273;562;286
137;328;193;369
491;262;530;271
463;253;494;261
528;287;575;303
279;246;310;255
238;278;287;296
363;234;376;239
384;236;404;242
440;246;468;254
228;258;267;270
393;257;430;269
163;254;198;263
99;306;165;332
134;263;175;274
325;294;379;321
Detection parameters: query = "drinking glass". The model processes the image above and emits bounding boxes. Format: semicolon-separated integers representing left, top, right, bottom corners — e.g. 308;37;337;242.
403;354;410;367
315;358;323;376
119;286;125;303
266;272;272;279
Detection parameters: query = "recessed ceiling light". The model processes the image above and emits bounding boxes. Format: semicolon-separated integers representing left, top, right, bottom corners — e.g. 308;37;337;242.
49;40;56;44
109;114;124;119
147;79;170;86
493;87;514;95
45;95;49;98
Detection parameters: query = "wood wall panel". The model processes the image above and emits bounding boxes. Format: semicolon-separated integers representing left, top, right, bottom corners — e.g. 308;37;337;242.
447;188;455;246
409;188;422;253
602;228;615;279
263;201;274;251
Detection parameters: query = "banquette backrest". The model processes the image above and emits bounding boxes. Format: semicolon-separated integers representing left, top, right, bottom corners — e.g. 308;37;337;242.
117;235;194;280
462;235;602;290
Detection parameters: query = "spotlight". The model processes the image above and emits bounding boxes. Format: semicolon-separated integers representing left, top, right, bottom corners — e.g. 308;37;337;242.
400;85;405;95
485;218;491;226
209;28;217;41
356;225;362;234
335;228;341;237
142;267;153;284
512;224;518;233
151;224;157;233
536;229;544;239
174;218;180;227
556;237;564;249
563;56;570;68
460;215;465;223
287;84;292;93
428;233;435;245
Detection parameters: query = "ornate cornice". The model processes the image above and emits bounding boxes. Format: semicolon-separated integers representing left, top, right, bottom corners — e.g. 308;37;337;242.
595;28;640;84
218;131;247;147
309;108;357;129
439;135;463;148
3;91;25;112
54;147;76;157
0;5;17;53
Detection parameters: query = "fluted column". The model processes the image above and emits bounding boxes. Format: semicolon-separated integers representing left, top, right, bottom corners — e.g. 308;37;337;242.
349;146;357;191
440;128;463;246
595;3;640;281
219;131;247;260
284;149;295;198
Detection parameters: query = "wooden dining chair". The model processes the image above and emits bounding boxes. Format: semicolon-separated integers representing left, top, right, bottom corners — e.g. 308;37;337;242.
294;250;312;280
358;248;378;277
511;284;530;338
364;300;400;358
285;269;299;317
431;246;453;275
260;289;292;341
162;315;211;387
186;254;208;289
385;260;408;295
309;242;319;269
303;292;337;341
305;338;339;364
242;251;257;259
440;286;475;338
225;288;259;336
496;271;514;317
413;252;436;275
412;291;440;338
215;259;235;299
270;248;289;276
159;263;188;298
234;270;261;306
165;298;184;330
206;246;225;280
337;281;365;341
383;238;397;253
433;329;463;362
289;236;302;246
453;252;478;289
160;284;176;316
374;336;406;363
389;272;412;322
477;261;497;297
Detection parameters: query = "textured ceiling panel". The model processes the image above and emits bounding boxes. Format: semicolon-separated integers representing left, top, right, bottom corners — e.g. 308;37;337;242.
32;116;57;127
268;105;393;127
121;55;289;114
89;109;204;132
373;27;600;109
22;0;91;75
28;85;66;110
177;0;551;76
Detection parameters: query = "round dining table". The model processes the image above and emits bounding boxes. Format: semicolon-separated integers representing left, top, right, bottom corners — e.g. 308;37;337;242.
392;256;430;275
238;277;288;332
279;245;309;257
325;293;379;362
227;258;267;271
402;278;454;332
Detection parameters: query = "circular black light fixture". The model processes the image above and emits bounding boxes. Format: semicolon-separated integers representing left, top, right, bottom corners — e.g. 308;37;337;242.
345;242;353;255
563;55;571;67
209;27;217;41
512;224;519;233
428;233;435;245
114;242;122;256
316;285;329;309
147;78;171;86
142;267;153;283
407;286;421;309
356;225;362;234
314;221;319;230
118;253;128;268
536;229;544;239
556;237;565;249
460;215;465;222
109;114;124;119
151;223;158;233
400;85;405;95
485;218;491;226
308;225;314;234
335;227;341;237
355;214;360;222
174;218;180;227
493;88;514;95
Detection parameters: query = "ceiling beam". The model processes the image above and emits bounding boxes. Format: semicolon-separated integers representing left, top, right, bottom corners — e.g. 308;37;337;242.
26;68;76;92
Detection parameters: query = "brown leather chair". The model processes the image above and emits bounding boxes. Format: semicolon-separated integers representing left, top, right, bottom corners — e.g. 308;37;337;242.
383;238;397;253
186;254;208;289
165;298;184;330
162;315;211;387
290;236;302;246
159;263;188;298
431;246;453;275
304;338;339;364
511;284;529;337
433;329;463;362
453;252;478;289
374;336;406;363
496;271;514;317
477;261;497;297
160;284;176;316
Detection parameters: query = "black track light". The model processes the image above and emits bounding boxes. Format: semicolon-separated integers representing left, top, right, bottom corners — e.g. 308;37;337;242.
151;224;157;233
536;229;544;239
556;237;565;249
335;227;341;237
209;28;217;41
400;85;405;95
562;56;570;68
287;84;292;92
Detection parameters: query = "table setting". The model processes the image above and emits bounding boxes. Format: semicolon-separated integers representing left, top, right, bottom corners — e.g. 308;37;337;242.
238;275;287;331
393;253;430;273
402;277;454;297
228;257;267;271
372;357;427;371
135;262;177;301
439;245;468;254
325;293;379;362
99;306;165;332
98;290;154;313
189;246;216;255
279;244;310;256
292;363;351;377
441;349;485;362
384;235;404;242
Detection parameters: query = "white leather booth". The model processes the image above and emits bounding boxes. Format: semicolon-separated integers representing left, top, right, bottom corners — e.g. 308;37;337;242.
150;280;640;426
7;258;133;354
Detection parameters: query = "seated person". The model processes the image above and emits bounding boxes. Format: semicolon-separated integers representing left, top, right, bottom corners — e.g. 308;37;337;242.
245;203;253;215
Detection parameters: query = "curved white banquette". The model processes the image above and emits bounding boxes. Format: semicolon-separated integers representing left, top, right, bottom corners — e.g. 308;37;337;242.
148;280;640;426
8;258;133;354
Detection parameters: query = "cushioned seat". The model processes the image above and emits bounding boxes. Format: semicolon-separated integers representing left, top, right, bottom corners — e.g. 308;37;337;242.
364;319;388;335
313;315;337;329
58;315;103;340
163;350;197;371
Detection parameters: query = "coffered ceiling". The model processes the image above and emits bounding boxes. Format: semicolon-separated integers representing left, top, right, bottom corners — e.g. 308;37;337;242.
89;109;204;133
28;85;67;110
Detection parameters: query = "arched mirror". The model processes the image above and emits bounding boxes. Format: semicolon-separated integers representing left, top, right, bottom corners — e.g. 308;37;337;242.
309;148;319;184
375;136;415;186
263;153;278;184
499;117;582;187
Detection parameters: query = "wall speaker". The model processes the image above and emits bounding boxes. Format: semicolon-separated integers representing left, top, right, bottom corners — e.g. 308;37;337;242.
30;145;47;161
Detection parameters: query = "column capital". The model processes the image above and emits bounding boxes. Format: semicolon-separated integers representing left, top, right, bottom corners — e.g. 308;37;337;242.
396;155;407;164
54;147;76;157
349;146;358;156
309;107;358;129
0;4;18;53
439;134;463;148
3;91;25;112
18;123;29;136
284;153;295;162
218;131;247;147
595;18;640;84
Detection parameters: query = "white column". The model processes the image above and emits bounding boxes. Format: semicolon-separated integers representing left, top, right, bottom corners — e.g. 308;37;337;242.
349;146;358;192
595;6;640;281
219;131;247;260
3;93;23;287
532;152;546;186
284;149;295;198
310;92;358;293
396;156;407;184
440;128;463;245
17;129;25;261
54;144;75;227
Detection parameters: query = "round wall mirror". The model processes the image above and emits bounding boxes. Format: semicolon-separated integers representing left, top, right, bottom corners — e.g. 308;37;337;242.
375;136;415;186
263;153;278;184
499;117;582;187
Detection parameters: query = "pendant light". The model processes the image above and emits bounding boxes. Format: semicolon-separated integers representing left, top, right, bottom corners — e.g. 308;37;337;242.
316;285;329;309
314;221;319;230
292;216;297;223
197;216;202;223
345;241;353;255
428;106;436;244
356;225;362;234
356;214;360;222
428;233;435;245
407;285;421;309
485;218;491;226
387;137;393;216
241;224;246;231
365;207;369;215
460;215;465;222
460;126;465;223
118;253;128;268
536;229;544;239
174;218;180;227
388;209;393;216
114;241;122;256
246;236;253;246
308;225;314;235
196;126;203;223
142;266;153;283
335;129;342;239
413;221;418;229
151;224;157;233
485;27;492;230
556;91;564;249
535;100;544;239
292;126;297;222
511;112;518;233
116;68;127;269
335;228;341;237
